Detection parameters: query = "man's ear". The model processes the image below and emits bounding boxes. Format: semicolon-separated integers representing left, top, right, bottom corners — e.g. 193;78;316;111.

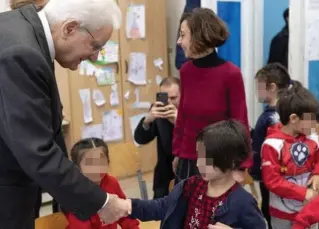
60;20;80;39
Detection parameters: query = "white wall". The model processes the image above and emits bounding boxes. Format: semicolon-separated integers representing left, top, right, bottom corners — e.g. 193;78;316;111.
165;0;185;77
289;0;307;86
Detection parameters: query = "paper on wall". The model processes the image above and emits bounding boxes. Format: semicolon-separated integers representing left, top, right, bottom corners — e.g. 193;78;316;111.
79;61;97;76
96;41;119;64
124;90;130;100
110;83;120;106
102;110;123;142
92;89;106;107
95;67;115;86
128;52;147;85
79;61;87;75
306;6;319;60
309;0;319;9
82;124;103;139
79;89;93;124
153;58;163;70
148;79;152;84
126;4;146;39
129;113;148;146
131;88;151;109
155;75;163;85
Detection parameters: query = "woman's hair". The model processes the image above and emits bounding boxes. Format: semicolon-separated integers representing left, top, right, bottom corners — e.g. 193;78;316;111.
255;63;301;91
180;8;229;54
277;86;319;125
43;0;122;32
196;120;251;172
70;138;109;167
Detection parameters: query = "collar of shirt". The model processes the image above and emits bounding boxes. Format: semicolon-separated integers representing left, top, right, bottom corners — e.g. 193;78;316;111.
37;10;55;62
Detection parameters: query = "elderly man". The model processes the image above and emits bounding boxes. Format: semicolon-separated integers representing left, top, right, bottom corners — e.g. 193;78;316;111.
0;0;129;228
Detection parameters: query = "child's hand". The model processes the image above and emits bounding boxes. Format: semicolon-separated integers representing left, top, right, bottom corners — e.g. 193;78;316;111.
305;188;318;201
208;222;233;229
307;175;319;191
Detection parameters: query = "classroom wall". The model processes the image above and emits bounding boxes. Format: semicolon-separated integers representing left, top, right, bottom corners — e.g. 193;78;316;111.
263;0;289;64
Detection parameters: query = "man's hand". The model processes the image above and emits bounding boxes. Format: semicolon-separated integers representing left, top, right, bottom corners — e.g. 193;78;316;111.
144;102;167;124
172;157;179;174
98;194;131;224
307;175;319;191
208;222;233;229
162;104;177;124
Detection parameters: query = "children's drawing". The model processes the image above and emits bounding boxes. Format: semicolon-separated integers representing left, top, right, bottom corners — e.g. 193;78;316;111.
126;4;146;39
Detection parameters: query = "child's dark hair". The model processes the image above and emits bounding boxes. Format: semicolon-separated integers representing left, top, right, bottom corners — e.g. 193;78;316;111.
255;63;301;90
70;138;110;166
277;86;319;125
196;120;251;172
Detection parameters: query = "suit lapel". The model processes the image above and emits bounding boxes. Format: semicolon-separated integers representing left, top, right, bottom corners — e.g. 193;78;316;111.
19;5;53;70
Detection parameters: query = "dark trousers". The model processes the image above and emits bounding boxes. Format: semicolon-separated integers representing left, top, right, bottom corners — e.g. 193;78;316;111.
52;199;60;213
34;187;42;219
174;158;199;185
260;182;272;229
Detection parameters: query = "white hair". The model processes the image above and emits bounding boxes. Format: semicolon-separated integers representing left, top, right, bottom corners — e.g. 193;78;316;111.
43;0;122;31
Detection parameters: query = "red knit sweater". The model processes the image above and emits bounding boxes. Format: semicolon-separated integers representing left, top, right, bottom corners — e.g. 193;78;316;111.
173;52;252;167
65;174;139;229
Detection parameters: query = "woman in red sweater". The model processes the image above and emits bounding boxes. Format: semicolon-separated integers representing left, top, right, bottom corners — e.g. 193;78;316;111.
173;8;251;183
66;138;140;229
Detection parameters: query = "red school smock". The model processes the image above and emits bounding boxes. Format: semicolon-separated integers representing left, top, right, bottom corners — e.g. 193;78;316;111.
65;174;139;229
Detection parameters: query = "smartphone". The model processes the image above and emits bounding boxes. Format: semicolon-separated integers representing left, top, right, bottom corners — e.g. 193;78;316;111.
156;92;169;106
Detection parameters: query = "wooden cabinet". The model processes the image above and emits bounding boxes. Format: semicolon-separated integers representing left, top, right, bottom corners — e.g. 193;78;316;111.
56;0;169;178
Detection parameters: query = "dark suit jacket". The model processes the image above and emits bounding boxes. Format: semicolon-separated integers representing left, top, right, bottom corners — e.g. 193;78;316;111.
267;26;289;68
0;5;106;228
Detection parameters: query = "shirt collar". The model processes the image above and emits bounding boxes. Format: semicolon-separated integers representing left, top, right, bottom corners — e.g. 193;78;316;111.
37;10;55;62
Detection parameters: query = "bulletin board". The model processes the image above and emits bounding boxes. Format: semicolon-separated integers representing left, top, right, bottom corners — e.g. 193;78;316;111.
60;0;169;178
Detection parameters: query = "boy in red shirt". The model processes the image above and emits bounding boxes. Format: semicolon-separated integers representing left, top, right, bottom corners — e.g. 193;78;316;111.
66;138;140;229
261;86;319;229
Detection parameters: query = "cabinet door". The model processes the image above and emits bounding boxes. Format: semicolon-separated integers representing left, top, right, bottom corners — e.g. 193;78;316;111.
118;0;169;172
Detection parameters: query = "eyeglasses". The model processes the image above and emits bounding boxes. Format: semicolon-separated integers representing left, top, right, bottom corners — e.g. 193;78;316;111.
84;28;103;52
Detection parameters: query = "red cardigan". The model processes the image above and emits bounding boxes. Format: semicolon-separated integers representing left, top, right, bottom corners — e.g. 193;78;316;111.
292;196;319;229
65;174;139;229
173;52;251;167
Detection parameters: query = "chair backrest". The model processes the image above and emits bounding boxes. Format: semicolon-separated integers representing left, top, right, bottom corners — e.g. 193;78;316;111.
35;212;68;229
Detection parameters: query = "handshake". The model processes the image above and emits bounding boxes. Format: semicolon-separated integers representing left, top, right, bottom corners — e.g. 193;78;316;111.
98;194;132;224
